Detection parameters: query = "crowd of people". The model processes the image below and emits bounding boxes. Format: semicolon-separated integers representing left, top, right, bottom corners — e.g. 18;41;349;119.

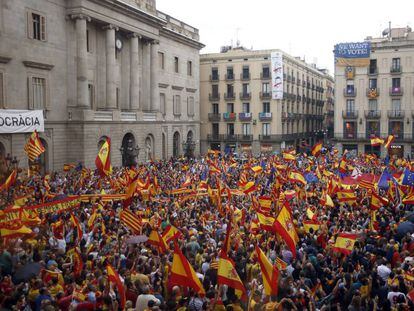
0;148;413;311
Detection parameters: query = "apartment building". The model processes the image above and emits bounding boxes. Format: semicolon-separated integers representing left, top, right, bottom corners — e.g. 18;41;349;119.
0;0;204;173
200;47;332;154
334;27;414;158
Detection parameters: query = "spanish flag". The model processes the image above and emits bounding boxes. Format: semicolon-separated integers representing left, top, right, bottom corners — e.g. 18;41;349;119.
243;181;256;194
42;269;64;286
20;209;41;226
255;246;279;296
162;225;182;244
120;209;142;234
251;166;263;174
332;233;357;256
256;211;275;232
289;171;306;186
24;131;45;161
311;142;322;157
63;163;75;171
339;157;347;173
384;135;395;149
306;208;317;220
283;152;296;161
273;206;299;257
95;137;112;177
0;170;17;191
170;242;205;296
107;265;126;309
370;137;384;147
337;189;357;204
370;192;388;210
147;230;167;253
0;222;32;239
258;196;272;210
303;220;321;233
87;208;98;230
70;213;83;242
67;248;83;277
218;251;247;300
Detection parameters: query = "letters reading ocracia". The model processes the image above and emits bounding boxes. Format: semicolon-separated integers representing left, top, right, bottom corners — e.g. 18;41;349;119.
0;115;41;127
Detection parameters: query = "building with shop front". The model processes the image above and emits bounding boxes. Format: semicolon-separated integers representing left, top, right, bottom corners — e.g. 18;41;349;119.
0;0;203;174
334;26;414;158
200;47;332;155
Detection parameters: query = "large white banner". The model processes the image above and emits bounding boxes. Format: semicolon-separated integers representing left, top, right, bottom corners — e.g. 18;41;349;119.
0;110;44;133
271;52;283;100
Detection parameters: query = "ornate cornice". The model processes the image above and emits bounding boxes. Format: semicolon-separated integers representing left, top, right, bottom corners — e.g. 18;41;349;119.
22;61;54;71
0;56;12;64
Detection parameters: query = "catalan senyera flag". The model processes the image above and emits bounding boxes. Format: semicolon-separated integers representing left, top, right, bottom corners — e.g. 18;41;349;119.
258;196;272;210
218;251;247;300
162;225;182;245
370;137;384;147
255;246;279;296
273;206;299;257
170;242;205;296
120;209;142;234
95;137;112;177
303;220;321;233
332;233;357;256
107;265;126;309
337;189;357;204
370;192;388;210
275;257;288;271
311;142;323;157
147;230;167;253
289;171;307;186
384;135;395;149
243;181;256;195
24;131;45;161
0;170;17;191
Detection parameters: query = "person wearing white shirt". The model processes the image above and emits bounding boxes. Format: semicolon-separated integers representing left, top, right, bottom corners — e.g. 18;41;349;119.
377;262;391;281
135;286;160;311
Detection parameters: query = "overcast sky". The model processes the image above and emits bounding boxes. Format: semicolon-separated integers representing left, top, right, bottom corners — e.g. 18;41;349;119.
157;0;412;74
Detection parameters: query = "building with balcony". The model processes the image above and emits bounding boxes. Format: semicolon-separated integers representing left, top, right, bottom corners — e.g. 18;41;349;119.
333;26;414;158
0;0;204;173
200;46;333;154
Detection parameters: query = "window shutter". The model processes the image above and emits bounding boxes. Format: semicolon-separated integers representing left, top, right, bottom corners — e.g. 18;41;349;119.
27;77;33;109
40;15;46;41
27;12;33;39
44;78;50;110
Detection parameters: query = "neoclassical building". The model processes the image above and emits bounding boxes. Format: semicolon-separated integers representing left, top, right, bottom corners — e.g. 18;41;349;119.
0;0;203;173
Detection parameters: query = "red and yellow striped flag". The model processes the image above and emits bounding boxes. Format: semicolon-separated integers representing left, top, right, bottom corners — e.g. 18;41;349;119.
95;137;112;177
162;225;182;245
370;137;384;147
120;209;142;234
0;170;17;191
107;265;126;309
218;251;247;300
311;142;322;156
170;242;205;296
273;206;299;257
147;230;167;253
332;233;357;256
24;131;45;161
289;171;307;186
384;135;395;149
255;246;279;296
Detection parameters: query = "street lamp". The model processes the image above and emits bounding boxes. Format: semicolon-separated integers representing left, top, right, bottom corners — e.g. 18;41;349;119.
120;139;140;167
11;156;19;169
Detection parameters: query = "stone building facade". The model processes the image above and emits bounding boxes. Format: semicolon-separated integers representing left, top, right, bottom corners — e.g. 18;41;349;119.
200;47;333;155
0;0;203;173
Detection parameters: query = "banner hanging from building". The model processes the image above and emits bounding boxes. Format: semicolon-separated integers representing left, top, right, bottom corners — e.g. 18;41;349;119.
0;110;44;133
334;42;371;67
271;52;283;100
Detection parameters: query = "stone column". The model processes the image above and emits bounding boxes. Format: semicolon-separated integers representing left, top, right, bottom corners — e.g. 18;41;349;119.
104;24;118;109
72;14;91;108
129;33;140;110
141;41;151;111
150;40;160;111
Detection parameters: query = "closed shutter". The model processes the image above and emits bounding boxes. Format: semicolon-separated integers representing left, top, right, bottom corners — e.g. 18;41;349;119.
40;15;46;41
27;77;33;109
27;12;33;39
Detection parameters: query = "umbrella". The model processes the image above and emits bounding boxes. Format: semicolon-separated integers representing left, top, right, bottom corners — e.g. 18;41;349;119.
12;262;41;284
405;212;414;223
396;221;414;238
125;235;148;245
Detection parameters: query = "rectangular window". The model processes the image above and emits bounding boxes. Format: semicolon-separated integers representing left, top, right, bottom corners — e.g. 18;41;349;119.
160;93;166;115
212;123;219;136
226;67;233;79
227;123;234;135
392;78;401;88
211;68;219;80
173;95;181;115
262;66;270;79
227;103;234;113
158;52;165;69
392;58;400;69
242;123;251;135
344;122;357;138
0;72;4;108
212;85;219;97
346;83;354;94
227;84;234;96
392;99;401;111
28;11;46;41
187;61;192;76
367;121;380;136
212;103;219;114
88;84;94;107
187;96;194;116
389;121;403;137
262;83;270;93
116;87;120;108
346;99;355;112
368;99;377;111
263;102;270;113
369;59;377;72
368;78;377;89
242;83;250;95
262;123;270;135
31;77;46;109
86;29;90;52
242;102;250;113
174;57;179;73
242;66;249;79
